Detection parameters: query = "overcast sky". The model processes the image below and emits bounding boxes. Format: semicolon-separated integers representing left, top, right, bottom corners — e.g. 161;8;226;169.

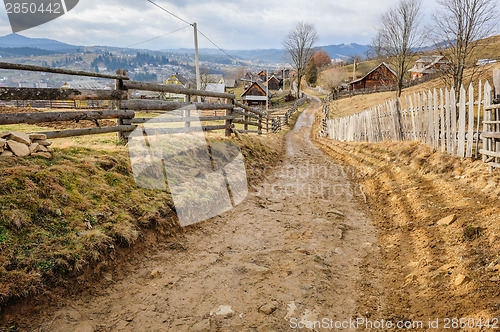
0;0;442;50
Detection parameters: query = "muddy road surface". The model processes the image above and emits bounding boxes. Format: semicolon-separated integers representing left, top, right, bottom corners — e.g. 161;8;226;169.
6;98;381;331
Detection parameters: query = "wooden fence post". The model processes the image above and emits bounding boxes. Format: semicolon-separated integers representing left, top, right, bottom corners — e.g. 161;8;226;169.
115;69;132;143
225;100;234;137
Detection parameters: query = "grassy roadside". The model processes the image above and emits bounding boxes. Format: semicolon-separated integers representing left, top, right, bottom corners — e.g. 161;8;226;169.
0;127;288;309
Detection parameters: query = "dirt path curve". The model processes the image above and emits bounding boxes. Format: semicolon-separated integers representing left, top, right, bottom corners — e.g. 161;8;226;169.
23;98;379;331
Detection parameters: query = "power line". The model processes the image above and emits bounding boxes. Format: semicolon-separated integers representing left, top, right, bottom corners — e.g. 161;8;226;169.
146;0;192;26
197;29;241;64
126;25;191;48
146;0;242;65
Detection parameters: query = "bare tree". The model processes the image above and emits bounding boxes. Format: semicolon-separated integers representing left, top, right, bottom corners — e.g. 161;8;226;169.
321;66;347;95
283;22;318;99
433;0;498;89
374;0;423;97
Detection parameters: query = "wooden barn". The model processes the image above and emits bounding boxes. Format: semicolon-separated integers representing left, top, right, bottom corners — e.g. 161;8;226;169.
409;55;450;80
267;76;280;91
241;82;269;107
257;71;267;82
349;62;397;90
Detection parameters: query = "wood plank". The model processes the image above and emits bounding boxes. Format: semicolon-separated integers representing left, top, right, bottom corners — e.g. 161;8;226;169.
457;85;466;157
123;80;235;100
439;89;446;153
434;88;439;150
483;81;492;162
129;125;229;137
122;100;233;111
450;87;457;155
34;125;137;139
481;132;500;139
479;149;500;158
466;83;474;157
0;109;134;125
0;87;128;101
0;62;129;80
445;88;451;153
132;115;238;124
475;81;482;158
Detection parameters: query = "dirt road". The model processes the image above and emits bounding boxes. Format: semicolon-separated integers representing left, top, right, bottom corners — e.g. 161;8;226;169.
11;99;381;331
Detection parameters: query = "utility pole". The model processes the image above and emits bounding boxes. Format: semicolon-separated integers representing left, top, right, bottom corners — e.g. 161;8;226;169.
193;22;201;102
266;69;269;111
352;59;356;81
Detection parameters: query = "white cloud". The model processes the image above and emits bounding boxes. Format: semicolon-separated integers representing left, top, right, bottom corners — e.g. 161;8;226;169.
0;0;441;49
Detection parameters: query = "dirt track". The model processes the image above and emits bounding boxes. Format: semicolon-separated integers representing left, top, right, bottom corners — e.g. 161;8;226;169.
3;98;386;331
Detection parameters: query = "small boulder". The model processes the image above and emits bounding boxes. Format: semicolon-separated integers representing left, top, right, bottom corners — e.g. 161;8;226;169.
0;131;10;138
259;303;277;315
29;133;47;140
33;139;52;146
0;138;6;149
29;143;40;153
33;152;52;159
437;214;456;226
7;140;30;157
8;131;30;145
454;274;469;286
191;319;211;332
0;150;14;158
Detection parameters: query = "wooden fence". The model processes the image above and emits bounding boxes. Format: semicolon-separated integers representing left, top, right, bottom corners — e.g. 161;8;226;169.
0;62;302;140
327;69;500;170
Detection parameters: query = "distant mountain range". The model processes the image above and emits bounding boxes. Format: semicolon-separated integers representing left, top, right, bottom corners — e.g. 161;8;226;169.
0;33;369;64
0;34;80;52
164;44;369;64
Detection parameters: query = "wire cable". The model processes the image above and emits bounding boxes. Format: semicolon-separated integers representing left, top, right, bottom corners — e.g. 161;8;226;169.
146;0;193;26
197;29;241;64
125;25;191;48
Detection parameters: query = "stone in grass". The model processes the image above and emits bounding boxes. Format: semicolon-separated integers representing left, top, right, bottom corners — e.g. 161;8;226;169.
259;303;277;315
0;131;10;138
29;133;47;140
437;214;456;226
33;152;52;159
29;143;40;153
0;138;6;149
33;139;52;146
8;131;31;145
191;319;211;332
7;140;30;157
454;274;470;286
0;150;14;158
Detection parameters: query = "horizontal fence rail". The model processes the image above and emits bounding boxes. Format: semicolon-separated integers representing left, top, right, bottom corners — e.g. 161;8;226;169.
326;69;500;170
0;63;308;143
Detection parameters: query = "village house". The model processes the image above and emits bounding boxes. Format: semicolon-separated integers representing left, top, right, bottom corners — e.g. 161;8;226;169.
257;71;267;82
267;76;280;91
409;55;450;80
165;72;194;88
241;81;270;107
348;62;398;91
203;83;226;103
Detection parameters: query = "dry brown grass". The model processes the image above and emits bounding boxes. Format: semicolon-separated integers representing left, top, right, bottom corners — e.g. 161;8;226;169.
329;61;500;119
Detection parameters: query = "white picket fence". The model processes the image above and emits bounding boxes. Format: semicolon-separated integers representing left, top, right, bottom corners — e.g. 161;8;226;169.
327;77;500;168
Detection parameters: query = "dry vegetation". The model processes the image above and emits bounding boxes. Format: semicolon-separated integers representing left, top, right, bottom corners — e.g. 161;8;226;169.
0;109;291;308
319;34;500;118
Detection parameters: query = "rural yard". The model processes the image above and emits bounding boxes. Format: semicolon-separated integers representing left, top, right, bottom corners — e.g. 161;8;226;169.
0;0;499;329
1;94;499;331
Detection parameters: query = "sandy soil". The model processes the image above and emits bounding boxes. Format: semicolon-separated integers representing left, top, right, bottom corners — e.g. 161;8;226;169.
1;98;382;331
314;138;500;329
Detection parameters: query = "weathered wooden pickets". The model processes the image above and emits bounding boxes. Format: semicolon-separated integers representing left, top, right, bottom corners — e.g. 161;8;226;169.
325;71;499;169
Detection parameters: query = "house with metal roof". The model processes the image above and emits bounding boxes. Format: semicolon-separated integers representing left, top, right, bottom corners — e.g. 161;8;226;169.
241;81;271;107
409;55;450;80
348;62;398;90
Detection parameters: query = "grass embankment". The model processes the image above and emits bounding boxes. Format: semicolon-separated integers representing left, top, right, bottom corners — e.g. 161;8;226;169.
328;61;500;119
0;124;287;308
